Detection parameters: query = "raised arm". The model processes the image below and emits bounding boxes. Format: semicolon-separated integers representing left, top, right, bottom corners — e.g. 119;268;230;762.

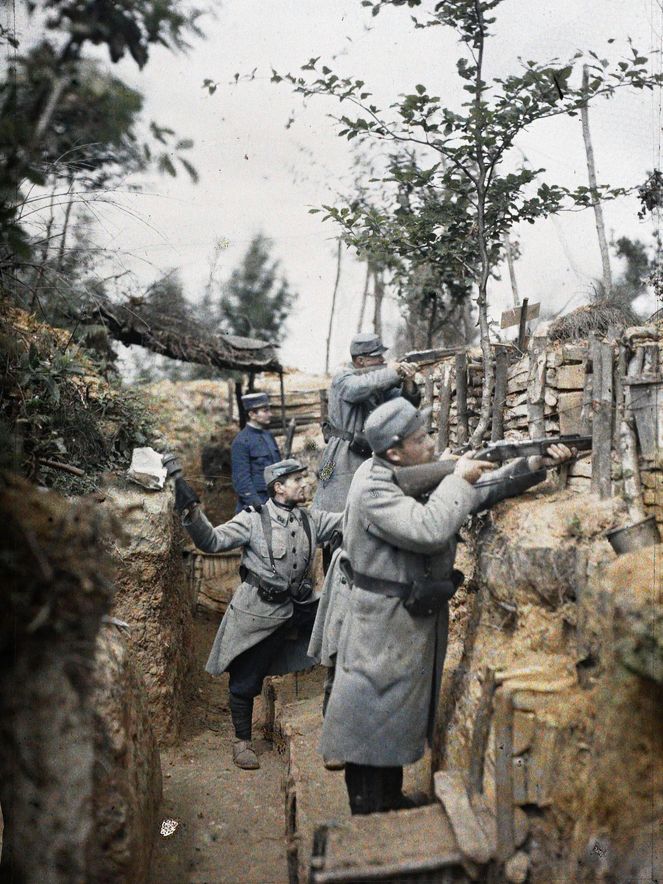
339;366;402;403
366;473;476;555
182;507;253;554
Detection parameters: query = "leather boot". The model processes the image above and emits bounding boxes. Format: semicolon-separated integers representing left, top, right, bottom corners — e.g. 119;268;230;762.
232;739;260;770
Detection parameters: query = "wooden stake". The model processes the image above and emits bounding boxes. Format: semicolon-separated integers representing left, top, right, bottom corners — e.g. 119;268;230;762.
437;365;452;452
455;352;469;446
491;349;508;442
469;668;496;795
591;341;613;499
494;688;515;863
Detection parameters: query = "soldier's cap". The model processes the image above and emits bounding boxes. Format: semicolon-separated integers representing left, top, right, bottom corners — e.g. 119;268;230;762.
264;458;306;488
350;332;388;358
364;399;432;455
241;392;270;412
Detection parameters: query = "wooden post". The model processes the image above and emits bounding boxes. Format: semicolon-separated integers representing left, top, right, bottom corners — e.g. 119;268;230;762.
613;343;626;450
503;231;520;307
517;297;529;352
372;268;384;338
279;371;287;436
437;365;452;452
455;352;469;446
494;688;515;863
591;340;613;498
580;339;594;435
468;668;496;796
235;379;245;429
319;388;328;423
227;378;235;423
491;348;508;442
527;339;546;438
424;372;434;431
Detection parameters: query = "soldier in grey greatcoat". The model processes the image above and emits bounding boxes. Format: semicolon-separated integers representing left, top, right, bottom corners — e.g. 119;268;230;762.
174;458;342;770
320;398;574;814
312;332;420;515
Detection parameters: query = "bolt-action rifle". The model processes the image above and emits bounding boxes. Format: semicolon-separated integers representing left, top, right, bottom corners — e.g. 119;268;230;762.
394;434;592;498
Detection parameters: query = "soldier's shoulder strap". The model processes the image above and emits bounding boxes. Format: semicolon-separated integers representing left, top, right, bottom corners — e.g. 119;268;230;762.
259;506;277;575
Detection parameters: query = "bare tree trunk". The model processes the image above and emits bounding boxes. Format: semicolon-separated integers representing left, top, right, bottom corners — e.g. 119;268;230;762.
503;232;520;307
426;291;438;348
325;238;343;374
356;260;371;333
469;0;494;447
581;65;612;296
372;268;384;338
56;175;75;272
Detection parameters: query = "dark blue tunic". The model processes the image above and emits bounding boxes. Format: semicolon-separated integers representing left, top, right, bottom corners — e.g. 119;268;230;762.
230;424;281;512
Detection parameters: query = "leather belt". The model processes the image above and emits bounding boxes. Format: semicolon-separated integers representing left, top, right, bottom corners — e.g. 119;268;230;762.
352;571;412;602
325;423;354;443
243;570;289;603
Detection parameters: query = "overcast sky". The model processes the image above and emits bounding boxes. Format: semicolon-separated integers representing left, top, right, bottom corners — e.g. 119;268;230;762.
10;0;663;372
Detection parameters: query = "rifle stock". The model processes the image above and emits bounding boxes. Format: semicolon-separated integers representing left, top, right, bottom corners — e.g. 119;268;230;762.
394;460;456;498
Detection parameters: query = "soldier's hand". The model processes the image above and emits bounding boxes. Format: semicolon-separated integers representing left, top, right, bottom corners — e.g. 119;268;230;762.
174;476;200;513
392;361;418;380
439;448;460;462
454;452;496;485
541;442;576;467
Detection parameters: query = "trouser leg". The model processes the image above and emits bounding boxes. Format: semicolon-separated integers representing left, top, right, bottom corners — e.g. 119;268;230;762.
344;763;404;815
227;622;292;740
228;693;254;740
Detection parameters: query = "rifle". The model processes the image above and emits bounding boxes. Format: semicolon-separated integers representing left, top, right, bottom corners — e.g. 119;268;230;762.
394;434;592;498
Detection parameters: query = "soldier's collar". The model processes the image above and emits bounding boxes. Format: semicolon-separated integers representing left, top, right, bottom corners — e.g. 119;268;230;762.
268;498;299;525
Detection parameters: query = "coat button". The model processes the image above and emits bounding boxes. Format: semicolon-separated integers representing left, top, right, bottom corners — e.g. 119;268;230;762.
289;516;294;523
292;547;297;553
291;531;296;536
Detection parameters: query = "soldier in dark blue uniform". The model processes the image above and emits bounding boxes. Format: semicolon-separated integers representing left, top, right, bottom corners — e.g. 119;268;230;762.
231;392;281;512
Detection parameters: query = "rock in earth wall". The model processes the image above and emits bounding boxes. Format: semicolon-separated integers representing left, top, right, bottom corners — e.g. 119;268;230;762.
86;624;162;883
0;476;116;883
106;481;194;745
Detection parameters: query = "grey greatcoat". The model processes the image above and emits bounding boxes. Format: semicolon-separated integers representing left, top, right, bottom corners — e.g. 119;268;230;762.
319;455;545;767
307;546;352;667
312;365;419;513
182;500;342;676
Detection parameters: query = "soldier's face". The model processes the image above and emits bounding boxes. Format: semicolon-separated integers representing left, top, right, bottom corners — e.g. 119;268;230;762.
355;353;385;368
249;406;272;427
276;473;307;504
387;426;435;467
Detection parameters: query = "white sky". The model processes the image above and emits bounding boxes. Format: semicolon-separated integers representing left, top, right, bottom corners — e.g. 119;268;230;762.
8;0;663;372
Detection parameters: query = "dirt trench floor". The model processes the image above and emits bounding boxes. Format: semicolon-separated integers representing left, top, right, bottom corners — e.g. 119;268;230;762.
150;618;290;884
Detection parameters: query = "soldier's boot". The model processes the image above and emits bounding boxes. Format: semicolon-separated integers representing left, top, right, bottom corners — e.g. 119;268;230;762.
232;739;260;770
229;692;259;769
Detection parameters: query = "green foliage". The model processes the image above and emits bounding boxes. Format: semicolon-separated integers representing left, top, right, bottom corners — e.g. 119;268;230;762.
0;307;156;493
275;0;661;439
218;234;297;343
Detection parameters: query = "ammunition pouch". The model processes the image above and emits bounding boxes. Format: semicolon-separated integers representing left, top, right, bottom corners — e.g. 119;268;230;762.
320;421;371;457
292;578;313;603
403;569;464;617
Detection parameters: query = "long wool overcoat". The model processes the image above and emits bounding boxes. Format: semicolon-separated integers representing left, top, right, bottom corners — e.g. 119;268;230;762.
182;500;342;676
319;455;545;767
307;546;352;667
312;364;419;513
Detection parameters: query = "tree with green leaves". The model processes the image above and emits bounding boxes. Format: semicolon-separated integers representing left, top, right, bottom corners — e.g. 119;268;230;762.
0;0;204;263
218;234;297;344
274;0;661;443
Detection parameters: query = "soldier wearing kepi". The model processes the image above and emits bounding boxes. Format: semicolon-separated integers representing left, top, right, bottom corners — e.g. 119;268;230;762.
173;458;342;770
312;332;420;515
320;398;574;814
231;392;281;512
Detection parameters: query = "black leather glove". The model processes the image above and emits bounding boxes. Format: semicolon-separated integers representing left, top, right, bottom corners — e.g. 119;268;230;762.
174;476;200;513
